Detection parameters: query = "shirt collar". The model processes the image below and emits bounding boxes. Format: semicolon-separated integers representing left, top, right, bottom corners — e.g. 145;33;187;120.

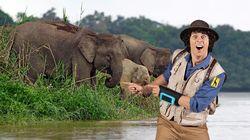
185;53;212;69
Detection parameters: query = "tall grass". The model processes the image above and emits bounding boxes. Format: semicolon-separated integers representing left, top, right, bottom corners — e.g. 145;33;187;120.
0;26;159;125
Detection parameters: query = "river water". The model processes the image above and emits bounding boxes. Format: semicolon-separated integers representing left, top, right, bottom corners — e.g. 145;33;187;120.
0;92;249;140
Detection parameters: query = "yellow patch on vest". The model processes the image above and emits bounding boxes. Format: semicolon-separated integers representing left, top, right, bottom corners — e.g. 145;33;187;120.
211;77;220;88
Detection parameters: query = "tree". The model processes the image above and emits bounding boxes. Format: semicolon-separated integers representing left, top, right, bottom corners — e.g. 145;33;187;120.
16;12;38;25
0;9;14;25
41;7;61;21
78;11;111;33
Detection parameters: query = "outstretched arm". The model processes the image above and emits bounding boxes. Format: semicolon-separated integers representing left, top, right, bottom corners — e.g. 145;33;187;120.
127;62;172;96
152;74;168;85
127;74;167;94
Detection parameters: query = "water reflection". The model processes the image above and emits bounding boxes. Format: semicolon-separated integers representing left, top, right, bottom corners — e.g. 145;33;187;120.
0;120;156;140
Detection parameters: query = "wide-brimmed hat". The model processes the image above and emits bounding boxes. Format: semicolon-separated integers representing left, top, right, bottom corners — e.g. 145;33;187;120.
180;20;219;45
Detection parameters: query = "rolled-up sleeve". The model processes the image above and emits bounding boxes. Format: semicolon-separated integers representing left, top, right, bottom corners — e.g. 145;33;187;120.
190;73;226;113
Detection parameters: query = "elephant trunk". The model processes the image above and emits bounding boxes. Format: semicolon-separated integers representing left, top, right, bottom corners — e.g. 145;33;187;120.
105;59;123;88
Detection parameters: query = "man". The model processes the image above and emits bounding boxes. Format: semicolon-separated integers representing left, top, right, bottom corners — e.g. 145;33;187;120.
128;20;226;140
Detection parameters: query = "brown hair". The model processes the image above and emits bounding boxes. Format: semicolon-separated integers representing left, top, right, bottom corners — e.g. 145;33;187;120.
183;29;216;52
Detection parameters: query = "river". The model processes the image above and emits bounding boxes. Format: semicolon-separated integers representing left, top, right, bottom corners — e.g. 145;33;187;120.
0;92;249;140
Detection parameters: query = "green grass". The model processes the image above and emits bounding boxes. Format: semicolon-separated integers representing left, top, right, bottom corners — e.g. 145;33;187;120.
0;26;159;125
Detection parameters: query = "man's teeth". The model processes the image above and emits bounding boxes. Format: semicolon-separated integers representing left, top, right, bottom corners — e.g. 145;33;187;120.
196;45;203;48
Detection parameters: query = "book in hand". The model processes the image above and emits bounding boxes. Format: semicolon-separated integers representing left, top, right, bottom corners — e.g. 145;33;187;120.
159;86;182;106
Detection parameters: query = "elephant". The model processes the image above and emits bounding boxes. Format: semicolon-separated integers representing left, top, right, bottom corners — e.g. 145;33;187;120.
118;34;172;77
120;59;150;99
11;21;125;87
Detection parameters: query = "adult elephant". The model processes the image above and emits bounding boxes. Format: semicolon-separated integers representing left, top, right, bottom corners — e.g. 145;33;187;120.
118;34;171;77
11;21;125;87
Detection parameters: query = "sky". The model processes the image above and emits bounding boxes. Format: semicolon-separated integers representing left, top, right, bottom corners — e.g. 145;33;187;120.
0;0;250;31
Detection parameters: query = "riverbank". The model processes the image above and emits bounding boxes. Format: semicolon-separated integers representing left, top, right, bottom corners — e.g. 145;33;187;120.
0;73;159;124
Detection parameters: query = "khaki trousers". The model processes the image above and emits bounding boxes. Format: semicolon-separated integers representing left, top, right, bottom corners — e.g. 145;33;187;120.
155;115;210;140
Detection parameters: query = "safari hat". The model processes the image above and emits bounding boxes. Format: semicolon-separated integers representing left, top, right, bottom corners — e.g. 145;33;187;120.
180;20;219;46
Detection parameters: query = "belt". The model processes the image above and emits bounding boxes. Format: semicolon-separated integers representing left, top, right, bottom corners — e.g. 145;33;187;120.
160;114;206;128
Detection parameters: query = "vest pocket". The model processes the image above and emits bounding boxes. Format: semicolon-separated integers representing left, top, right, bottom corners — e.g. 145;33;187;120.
159;100;174;120
178;110;208;126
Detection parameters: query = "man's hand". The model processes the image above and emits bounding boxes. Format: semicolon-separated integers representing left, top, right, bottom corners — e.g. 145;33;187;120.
125;82;143;94
144;84;160;97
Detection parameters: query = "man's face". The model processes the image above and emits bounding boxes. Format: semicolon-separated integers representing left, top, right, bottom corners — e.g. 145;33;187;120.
189;31;209;58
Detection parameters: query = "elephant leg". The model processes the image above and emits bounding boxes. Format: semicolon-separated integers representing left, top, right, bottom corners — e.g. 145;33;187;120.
73;63;93;86
72;49;94;86
26;52;47;83
120;87;126;100
90;68;96;87
42;49;56;76
26;67;39;83
119;82;130;100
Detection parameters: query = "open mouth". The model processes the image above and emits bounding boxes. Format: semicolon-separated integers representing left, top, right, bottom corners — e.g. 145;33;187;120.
196;45;204;50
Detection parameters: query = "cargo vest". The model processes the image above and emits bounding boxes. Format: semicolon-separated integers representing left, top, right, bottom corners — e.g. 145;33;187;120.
160;49;225;126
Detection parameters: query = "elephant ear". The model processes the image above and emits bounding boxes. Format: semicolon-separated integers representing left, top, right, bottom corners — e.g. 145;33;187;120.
140;48;156;74
74;30;96;63
131;67;139;83
117;36;129;58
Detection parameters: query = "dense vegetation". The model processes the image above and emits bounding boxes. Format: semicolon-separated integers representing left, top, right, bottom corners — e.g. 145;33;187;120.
0;71;158;124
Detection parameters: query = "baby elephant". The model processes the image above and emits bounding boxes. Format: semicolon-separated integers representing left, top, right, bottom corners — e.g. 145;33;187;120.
120;59;150;99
